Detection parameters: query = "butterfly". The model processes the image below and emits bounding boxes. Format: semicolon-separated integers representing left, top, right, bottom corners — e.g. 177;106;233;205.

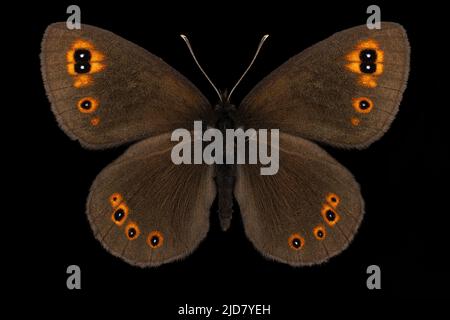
40;22;409;267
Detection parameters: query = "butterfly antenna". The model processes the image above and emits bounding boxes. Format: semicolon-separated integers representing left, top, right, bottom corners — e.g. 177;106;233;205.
227;34;269;102
180;34;222;102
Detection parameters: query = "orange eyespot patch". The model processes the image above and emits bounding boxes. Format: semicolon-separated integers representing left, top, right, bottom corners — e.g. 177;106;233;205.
359;75;377;88
109;193;123;208
288;233;305;250
147;231;164;249
66;39;106;88
111;203;129;226
346;39;384;63
73;75;92;88
77;97;98;113
66;40;100;62
351;117;361;126
90;117;100;126
345;39;384;88
313;225;327;240
321;204;340;227
326;193;340;208
352;97;374;114
125;222;140;240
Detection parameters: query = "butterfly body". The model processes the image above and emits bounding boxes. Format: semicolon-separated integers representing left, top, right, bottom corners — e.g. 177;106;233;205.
41;22;409;266
212;96;238;231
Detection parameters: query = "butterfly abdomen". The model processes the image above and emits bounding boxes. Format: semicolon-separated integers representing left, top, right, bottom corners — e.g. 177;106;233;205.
215;163;236;231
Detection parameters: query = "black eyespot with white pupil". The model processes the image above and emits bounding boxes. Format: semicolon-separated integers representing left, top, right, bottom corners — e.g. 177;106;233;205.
359;100;370;110
74;49;92;62
317;230;324;238
128;227;137;238
73;49;92;74
360;62;376;74
359;49;377;62
80;100;92;110
150;235;160;246
74;62;91;74
292;237;302;249
114;208;125;222
326;210;336;222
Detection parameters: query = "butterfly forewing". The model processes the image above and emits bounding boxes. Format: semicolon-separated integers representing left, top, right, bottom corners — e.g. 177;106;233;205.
41;23;214;149
237;22;410;149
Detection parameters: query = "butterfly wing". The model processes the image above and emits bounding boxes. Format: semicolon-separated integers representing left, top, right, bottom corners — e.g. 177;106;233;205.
234;133;363;265
237;22;410;148
41;23;214;149
87;133;216;266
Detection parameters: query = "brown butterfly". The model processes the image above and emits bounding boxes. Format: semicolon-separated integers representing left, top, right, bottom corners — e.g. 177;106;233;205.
40;22;409;267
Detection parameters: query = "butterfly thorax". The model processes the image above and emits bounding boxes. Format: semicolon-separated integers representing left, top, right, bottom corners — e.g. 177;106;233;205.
214;101;236;131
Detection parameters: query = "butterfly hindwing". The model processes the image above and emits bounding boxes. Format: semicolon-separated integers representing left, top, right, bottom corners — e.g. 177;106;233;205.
87;133;216;266
41;23;214;149
237;22;410;148
234;133;364;265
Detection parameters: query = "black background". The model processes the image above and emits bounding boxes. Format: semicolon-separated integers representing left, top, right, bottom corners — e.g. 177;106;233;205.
11;0;447;311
